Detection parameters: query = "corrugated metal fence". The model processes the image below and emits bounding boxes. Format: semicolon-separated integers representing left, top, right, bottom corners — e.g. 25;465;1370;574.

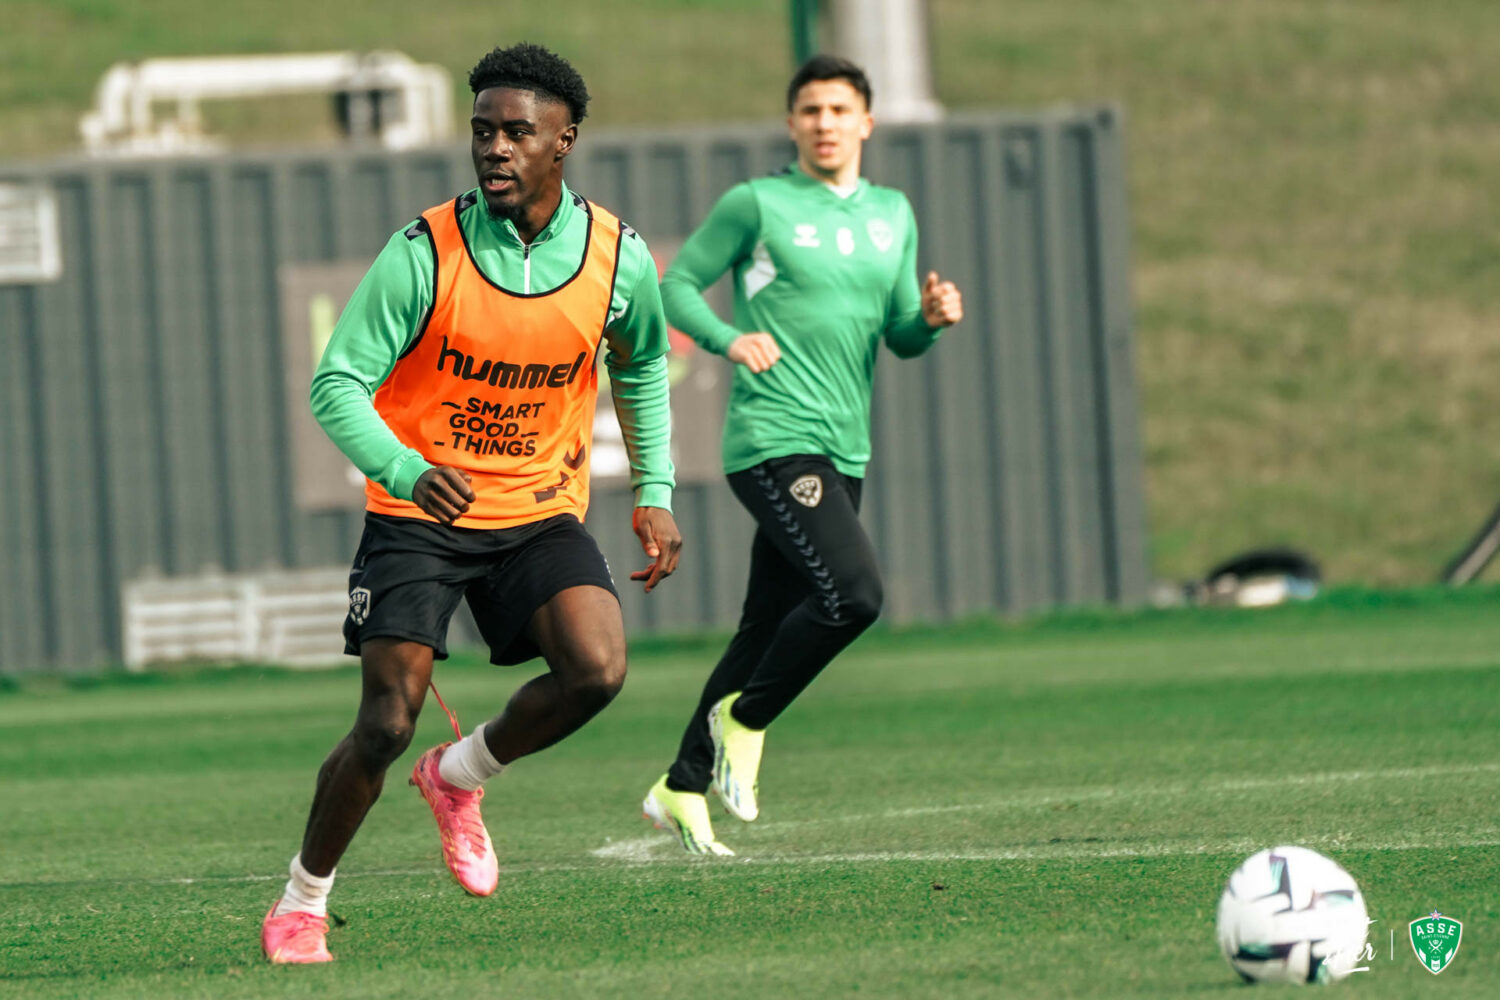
0;108;1146;673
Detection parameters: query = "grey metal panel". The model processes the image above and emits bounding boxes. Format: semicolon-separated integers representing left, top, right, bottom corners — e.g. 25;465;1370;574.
578;146;631;222
98;172;168;583
0;290;20;666
202;162;247;571
1042;122;1107;605
0;287;48;670
671;485;714;628
30;184;110;667
345;159;397;257
644;144;692;237
0;111;1146;672
928;124;1001;620
1035;123;1078;604
219;165;287;571
74;174;124;660
706;481;754;626
1086;108;1149;605
157;168;229;575
236;164;297;569
1058;121;1116;605
264;161;309;568
707;143;756;203
287;162;337;262
397;153;464;221
993;126;1054;611
970;128;1019;613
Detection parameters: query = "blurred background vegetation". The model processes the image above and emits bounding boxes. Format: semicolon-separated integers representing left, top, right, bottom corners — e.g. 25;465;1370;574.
3;0;1496;587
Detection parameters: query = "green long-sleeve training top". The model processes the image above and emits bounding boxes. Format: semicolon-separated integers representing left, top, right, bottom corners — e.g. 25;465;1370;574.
660;163;940;478
311;181;675;510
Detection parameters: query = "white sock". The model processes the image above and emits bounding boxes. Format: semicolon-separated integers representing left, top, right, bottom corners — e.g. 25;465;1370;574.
438;722;507;791
275;854;334;917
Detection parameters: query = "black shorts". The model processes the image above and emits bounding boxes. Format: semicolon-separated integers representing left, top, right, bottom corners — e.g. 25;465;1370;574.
342;512;618;665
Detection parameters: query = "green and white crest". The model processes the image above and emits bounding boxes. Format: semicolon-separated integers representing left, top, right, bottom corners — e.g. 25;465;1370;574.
1408;911;1462;975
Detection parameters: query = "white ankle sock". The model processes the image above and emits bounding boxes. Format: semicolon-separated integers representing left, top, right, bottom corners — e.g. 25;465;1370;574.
438;722;507;791
275;854;334;917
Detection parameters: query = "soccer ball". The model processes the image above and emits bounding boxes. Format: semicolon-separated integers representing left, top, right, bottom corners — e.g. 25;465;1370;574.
1216;845;1370;984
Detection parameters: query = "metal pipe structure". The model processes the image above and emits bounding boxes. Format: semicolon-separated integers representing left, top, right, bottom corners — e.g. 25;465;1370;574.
79;51;453;157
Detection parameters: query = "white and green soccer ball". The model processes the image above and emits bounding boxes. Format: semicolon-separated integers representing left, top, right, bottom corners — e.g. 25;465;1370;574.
1216;846;1370;984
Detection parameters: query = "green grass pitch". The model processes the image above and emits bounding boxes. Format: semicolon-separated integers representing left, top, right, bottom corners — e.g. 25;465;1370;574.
3;588;1498;997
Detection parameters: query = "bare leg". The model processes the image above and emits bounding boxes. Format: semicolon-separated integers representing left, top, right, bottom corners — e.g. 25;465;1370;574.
479;585;626;764
298;638;433;876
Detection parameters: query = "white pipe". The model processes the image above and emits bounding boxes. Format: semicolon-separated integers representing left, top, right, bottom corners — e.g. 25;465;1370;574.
826;0;944;124
79;51;453;156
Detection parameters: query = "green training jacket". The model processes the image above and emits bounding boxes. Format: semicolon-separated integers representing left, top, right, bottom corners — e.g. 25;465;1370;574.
660;163;939;478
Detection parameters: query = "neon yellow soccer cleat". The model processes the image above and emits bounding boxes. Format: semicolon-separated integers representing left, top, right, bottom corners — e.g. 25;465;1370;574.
708;693;765;822
642;775;734;856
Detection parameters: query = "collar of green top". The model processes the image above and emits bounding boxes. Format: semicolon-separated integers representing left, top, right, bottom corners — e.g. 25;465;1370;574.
786;162;869;201
473;179;577;248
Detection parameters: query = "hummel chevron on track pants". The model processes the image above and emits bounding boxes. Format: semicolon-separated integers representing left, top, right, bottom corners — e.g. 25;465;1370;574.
666;454;882;795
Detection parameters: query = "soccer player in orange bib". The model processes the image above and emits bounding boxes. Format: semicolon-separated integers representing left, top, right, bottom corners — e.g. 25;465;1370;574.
261;43;681;963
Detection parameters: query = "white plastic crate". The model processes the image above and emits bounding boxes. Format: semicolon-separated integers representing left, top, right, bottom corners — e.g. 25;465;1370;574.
123;569;350;670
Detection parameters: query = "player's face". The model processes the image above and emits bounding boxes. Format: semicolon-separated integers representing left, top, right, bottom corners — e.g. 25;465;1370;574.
470;87;576;225
787;79;873;180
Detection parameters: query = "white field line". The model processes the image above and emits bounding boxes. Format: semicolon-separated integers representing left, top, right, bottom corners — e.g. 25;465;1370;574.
866;761;1500;821
5;762;1496;900
595;761;1500;862
9;832;1500;902
723;837;1500;866
592;834;1500;866
14;835;1500;933
6;834;1500;932
668;760;1500;832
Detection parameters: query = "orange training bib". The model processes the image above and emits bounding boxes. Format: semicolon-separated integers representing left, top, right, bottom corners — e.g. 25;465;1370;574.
365;193;622;528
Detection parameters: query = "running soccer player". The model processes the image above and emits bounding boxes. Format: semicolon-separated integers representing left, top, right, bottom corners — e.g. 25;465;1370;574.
261;43;681;963
642;56;963;854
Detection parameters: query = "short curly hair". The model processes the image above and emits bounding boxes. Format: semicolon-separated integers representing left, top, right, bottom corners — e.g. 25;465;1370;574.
468;43;590;124
786;54;872;111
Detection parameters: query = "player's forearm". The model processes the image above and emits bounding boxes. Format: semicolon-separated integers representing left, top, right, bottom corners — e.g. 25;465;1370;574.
660;270;741;356
309;371;432;500
606;354;676;510
661;183;759;356
884;311;943;358
881;200;942;359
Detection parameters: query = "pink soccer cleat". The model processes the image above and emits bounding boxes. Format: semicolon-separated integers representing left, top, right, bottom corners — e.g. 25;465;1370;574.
261;901;332;964
410;743;499;896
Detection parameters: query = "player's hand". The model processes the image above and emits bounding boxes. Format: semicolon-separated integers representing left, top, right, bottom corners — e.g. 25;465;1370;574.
726;332;781;373
630;506;682;593
921;272;963;327
413;466;475;525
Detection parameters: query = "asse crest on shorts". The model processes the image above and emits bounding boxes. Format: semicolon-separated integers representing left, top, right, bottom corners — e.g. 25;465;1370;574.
1409;912;1461;975
789;474;823;507
348;586;371;626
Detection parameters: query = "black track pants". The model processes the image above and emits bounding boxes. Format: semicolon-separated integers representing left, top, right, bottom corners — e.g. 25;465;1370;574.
666;455;882;794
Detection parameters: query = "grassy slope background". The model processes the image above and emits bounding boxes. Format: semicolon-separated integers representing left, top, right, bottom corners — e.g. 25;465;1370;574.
2;0;1498;585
